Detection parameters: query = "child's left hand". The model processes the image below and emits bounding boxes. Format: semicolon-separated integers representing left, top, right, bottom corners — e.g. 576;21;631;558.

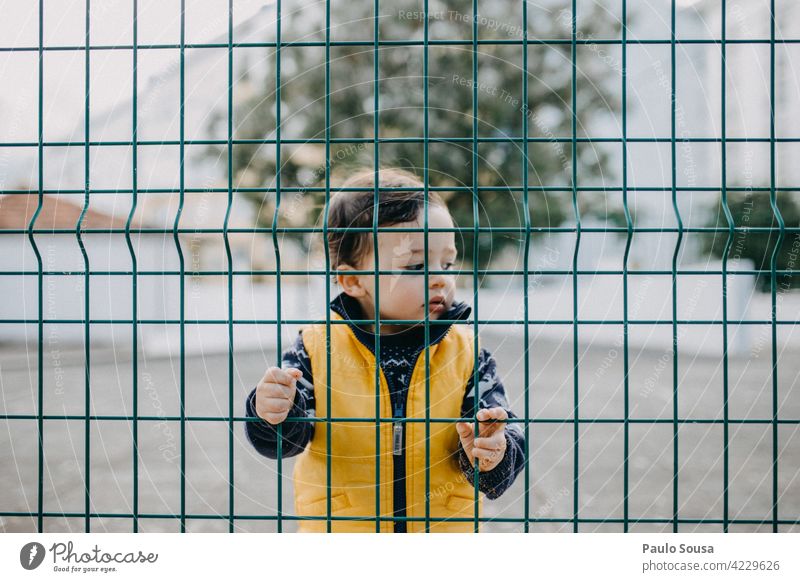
455;407;508;472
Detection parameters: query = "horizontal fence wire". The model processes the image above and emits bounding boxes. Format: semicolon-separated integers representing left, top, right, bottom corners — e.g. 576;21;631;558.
0;0;798;534
1;270;799;277
3;416;800;424
5;138;800;147
5;38;800;51
2;512;799;526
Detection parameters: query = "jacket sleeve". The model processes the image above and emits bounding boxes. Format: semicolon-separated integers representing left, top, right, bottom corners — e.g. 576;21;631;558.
457;347;526;500
244;331;316;459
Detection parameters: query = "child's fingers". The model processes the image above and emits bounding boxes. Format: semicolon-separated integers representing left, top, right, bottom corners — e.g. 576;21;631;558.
261;366;299;386
455;422;473;439
472;445;505;468
256;396;294;425
259;411;290;425
261;396;294;412
471;426;507;469
455;423;476;463
285;367;303;380
257;381;295;401
476;407;508;437
476;407;508;422
474;432;506;451
471;447;499;460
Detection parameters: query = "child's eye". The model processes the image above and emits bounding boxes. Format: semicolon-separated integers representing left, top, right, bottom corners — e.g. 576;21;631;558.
404;262;455;271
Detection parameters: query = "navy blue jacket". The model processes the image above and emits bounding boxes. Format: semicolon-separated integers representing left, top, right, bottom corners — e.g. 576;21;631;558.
244;291;525;532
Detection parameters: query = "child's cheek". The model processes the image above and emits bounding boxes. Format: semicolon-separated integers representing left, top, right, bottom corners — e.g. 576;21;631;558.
399;277;423;297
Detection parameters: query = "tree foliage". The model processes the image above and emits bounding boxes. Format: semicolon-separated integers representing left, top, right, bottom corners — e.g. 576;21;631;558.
208;1;625;267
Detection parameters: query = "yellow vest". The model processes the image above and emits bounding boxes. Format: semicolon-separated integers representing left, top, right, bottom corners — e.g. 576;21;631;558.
293;311;482;532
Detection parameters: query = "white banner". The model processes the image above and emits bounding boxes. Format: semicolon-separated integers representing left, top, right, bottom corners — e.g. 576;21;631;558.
1;533;798;581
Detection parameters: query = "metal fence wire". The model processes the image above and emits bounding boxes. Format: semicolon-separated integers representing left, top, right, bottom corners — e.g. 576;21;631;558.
1;0;799;534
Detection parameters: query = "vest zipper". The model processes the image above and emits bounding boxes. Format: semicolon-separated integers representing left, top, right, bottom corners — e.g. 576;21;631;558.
392;402;404;456
392;387;409;532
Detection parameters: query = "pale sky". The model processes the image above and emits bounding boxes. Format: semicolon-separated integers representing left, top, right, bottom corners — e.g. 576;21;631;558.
0;0;274;142
0;0;734;146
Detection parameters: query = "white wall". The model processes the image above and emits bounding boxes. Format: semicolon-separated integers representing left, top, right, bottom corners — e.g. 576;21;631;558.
0;233;179;346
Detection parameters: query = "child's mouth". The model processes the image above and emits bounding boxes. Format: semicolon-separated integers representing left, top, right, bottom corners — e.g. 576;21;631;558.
427;298;447;313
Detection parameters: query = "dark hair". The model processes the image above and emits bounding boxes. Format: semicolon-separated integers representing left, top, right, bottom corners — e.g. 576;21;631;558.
327;168;447;268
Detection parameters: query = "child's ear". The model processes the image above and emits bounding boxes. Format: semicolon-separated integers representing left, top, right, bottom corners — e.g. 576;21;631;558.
336;264;367;298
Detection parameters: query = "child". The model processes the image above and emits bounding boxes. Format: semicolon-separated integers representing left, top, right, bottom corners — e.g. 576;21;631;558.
244;168;525;532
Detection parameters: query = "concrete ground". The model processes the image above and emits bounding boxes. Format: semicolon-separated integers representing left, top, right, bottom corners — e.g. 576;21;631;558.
1;328;799;533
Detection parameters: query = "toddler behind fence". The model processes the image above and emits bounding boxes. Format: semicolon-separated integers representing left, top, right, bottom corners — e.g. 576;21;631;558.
244;168;525;532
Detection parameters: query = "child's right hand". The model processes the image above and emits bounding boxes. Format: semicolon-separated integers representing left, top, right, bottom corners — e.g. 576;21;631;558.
255;366;303;425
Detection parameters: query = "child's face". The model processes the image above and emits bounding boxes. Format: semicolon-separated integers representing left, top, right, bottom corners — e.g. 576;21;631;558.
341;204;458;334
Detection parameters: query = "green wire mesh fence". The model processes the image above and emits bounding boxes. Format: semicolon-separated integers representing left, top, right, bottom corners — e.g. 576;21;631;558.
0;0;799;533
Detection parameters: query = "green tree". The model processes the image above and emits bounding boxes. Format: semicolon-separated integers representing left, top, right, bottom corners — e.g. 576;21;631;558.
208;1;626;268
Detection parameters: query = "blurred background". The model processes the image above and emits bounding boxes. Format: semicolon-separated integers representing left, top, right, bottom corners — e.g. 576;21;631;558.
0;0;799;532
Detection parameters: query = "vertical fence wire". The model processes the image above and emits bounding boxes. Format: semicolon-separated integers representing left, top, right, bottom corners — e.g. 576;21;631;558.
128;0;140;534
669;0;684;534
323;0;332;533
470;0;481;534
621;0;632;534
177;0;187;533
768;0;785;534
521;0;531;534
32;0;45;535
273;0;284;534
225;0;236;534
422;0;431;533
372;0;382;534
78;0;92;533
720;0;732;534
570;0;581;534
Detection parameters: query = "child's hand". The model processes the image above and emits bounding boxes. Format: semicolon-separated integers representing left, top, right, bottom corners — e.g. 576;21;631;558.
455;408;508;472
255;366;303;425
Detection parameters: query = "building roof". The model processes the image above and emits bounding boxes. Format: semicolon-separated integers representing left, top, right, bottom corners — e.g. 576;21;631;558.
0;194;140;231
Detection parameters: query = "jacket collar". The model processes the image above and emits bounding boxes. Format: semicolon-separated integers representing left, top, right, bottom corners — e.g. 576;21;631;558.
329;291;471;353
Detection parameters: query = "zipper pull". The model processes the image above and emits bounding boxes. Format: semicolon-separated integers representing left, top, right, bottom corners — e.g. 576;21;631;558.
392;404;403;456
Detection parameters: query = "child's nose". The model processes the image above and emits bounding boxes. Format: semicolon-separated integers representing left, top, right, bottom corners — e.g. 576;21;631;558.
429;273;446;289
